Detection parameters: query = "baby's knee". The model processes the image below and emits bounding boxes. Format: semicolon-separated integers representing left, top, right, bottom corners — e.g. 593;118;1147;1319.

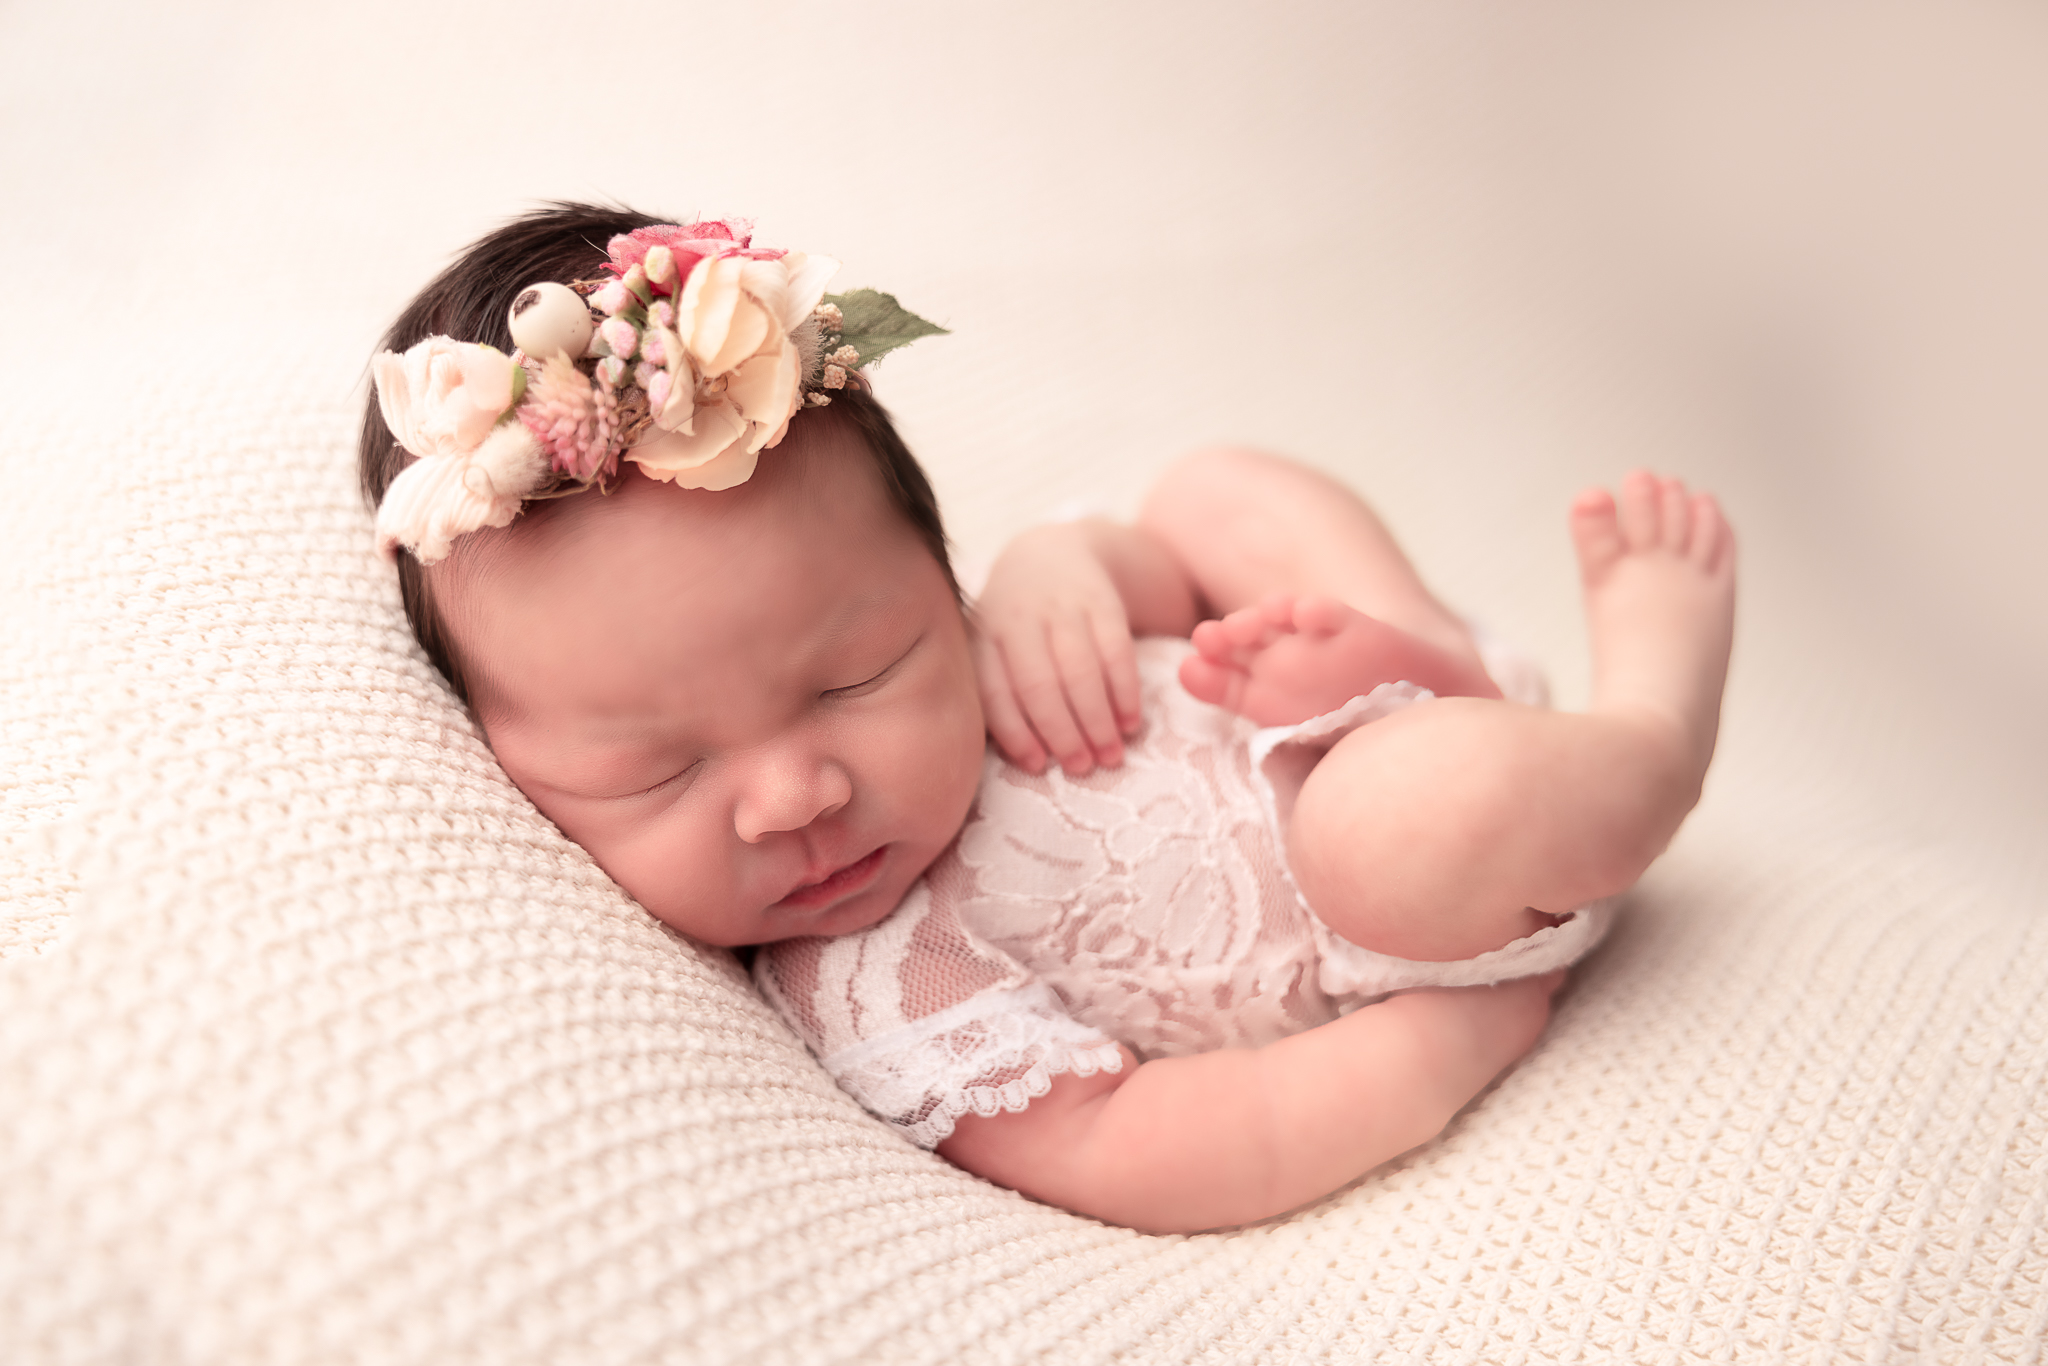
1284;712;1540;959
1143;446;1310;523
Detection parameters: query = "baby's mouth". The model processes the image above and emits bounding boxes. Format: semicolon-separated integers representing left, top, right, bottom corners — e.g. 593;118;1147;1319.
776;846;887;912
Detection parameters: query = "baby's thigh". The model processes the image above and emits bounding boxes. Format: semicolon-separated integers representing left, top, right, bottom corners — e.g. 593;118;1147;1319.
1285;702;1556;963
1139;447;1474;652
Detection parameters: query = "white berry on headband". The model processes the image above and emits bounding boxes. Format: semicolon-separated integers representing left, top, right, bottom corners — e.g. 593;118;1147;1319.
507;282;595;361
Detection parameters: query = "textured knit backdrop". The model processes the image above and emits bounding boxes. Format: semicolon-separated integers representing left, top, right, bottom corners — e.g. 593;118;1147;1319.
2;3;2045;1363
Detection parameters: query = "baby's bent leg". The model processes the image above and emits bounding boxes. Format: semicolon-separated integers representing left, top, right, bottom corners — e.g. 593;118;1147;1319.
1288;700;1692;959
1138;447;1485;668
1290;472;1735;962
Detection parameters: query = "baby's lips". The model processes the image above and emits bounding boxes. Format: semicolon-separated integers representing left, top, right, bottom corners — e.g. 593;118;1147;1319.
774;846;885;910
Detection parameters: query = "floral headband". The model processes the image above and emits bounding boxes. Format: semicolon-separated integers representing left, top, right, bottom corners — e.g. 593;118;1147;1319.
373;219;945;564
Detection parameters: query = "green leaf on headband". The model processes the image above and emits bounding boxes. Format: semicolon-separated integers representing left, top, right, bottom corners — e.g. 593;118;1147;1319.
823;289;948;369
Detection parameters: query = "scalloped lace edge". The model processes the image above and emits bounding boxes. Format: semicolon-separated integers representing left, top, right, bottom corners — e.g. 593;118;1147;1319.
894;1038;1125;1149
820;983;1125;1149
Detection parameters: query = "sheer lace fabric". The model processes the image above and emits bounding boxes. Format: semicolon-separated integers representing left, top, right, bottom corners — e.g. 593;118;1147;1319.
755;637;1611;1148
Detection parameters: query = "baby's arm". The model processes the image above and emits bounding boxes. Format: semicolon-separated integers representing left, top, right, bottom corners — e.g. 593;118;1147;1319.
936;975;1559;1234
974;519;1200;774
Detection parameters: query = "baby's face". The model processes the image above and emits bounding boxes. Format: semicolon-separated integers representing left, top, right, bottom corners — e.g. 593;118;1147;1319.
441;418;985;946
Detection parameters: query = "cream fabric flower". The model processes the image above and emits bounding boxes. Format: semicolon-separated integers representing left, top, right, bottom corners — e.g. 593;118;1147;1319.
374;423;548;564
627;422;759;491
628;252;837;487
373;337;520;459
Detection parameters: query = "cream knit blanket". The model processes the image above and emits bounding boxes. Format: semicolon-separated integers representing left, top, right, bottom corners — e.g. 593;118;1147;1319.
2;350;2043;1366
5;3;2047;1360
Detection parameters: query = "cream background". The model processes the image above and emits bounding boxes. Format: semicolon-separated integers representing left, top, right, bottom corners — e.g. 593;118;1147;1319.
2;2;2044;1361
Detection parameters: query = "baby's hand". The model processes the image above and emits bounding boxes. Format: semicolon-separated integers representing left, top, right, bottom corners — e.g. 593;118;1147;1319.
974;522;1143;775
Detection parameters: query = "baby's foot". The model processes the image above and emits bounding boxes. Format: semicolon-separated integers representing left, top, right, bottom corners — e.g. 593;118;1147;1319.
1570;471;1737;776
1180;593;1501;727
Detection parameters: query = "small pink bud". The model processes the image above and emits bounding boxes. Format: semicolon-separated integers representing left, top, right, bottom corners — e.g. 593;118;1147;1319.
649;299;675;329
645;369;672;413
644;245;676;288
621;264;652;305
599;318;639;361
597;356;628;387
640;328;667;366
593;281;630;316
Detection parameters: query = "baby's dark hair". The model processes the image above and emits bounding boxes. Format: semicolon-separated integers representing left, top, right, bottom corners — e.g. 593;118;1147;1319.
357;201;955;706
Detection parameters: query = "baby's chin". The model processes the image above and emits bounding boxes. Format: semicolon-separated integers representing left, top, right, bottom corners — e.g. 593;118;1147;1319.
796;893;900;941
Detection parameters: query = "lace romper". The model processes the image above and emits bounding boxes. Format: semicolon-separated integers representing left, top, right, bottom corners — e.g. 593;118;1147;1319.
755;637;1612;1148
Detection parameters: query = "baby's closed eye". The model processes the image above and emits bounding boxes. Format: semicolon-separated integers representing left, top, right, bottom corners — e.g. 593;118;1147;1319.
602;757;706;802
822;635;922;701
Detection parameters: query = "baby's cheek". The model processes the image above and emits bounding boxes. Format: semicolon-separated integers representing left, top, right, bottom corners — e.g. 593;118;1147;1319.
582;805;732;937
931;693;992;820
878;694;981;825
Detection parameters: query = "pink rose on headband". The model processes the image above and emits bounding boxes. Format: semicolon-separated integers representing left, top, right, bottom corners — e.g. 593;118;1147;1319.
606;220;785;298
629;250;839;489
373;337;522;459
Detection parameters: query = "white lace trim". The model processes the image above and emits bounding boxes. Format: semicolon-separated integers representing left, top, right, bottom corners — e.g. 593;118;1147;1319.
1246;679;1434;835
820;983;1125;1149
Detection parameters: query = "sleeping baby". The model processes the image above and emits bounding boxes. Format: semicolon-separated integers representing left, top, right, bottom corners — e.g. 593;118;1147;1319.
360;203;1735;1233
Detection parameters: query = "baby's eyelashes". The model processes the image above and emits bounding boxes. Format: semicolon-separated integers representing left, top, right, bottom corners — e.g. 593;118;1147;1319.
824;668;892;701
823;636;921;701
613;758;704;801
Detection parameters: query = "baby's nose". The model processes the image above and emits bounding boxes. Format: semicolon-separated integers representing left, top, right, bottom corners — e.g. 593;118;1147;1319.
733;750;852;843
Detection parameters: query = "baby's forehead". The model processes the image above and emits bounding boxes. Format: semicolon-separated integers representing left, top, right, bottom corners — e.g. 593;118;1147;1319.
461;418;876;573
441;433;930;711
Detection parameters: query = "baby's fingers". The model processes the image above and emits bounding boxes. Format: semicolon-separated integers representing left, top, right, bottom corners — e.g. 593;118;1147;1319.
1092;612;1143;737
1047;623;1124;770
975;634;1048;773
1003;627;1098;776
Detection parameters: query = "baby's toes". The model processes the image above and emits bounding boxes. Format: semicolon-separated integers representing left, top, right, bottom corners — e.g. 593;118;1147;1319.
1690;493;1733;575
1220;604;1280;653
1291;595;1353;639
1617;469;1663;551
1178;652;1246;712
1190;618;1237;664
1569;487;1626;579
1658;476;1694;554
1256;593;1300;633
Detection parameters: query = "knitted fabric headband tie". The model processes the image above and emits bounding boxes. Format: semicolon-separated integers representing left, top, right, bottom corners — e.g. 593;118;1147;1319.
372;218;945;564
